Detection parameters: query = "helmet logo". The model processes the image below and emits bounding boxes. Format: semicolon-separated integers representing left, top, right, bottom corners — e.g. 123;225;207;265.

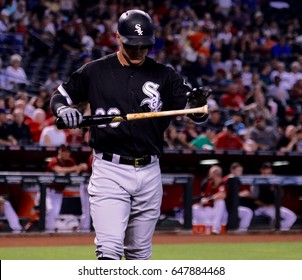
134;24;143;36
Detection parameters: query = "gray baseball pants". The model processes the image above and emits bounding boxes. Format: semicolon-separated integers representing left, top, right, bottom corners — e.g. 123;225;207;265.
88;152;162;260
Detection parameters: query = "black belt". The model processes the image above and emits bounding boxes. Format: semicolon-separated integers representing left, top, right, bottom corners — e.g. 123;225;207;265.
101;152;152;167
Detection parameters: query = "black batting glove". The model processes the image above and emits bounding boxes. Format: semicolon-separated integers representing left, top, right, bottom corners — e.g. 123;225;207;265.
186;86;211;123
186;86;212;108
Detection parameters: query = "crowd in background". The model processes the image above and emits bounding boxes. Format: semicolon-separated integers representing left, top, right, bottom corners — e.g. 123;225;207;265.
1;0;302;233
1;0;302;153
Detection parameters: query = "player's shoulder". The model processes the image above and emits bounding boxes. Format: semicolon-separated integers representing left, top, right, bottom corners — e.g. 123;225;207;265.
88;53;116;66
78;53;116;72
145;56;175;72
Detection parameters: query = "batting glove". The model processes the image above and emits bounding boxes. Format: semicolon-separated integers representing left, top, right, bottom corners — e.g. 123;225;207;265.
57;106;83;128
186;86;212;108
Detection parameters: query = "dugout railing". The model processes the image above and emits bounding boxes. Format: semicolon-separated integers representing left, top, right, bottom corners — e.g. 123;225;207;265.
227;175;302;231
0;172;194;231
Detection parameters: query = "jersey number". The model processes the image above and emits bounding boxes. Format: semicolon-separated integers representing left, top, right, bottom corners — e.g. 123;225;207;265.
95;108;121;128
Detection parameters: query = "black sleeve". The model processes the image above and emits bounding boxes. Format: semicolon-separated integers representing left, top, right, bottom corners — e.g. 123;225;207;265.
50;92;70;116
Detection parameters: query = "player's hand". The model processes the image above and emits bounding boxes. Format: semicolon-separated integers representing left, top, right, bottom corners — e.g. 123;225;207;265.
186;86;211;122
186;86;212;108
57;106;83;128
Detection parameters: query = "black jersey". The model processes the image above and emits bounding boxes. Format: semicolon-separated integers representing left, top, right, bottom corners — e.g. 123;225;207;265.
58;53;190;156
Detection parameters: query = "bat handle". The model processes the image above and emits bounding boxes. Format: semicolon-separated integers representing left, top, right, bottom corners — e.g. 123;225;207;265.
55;117;91;129
56;118;68;129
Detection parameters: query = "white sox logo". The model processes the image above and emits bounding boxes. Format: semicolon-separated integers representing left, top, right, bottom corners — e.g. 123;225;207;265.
140;82;163;112
134;24;143;35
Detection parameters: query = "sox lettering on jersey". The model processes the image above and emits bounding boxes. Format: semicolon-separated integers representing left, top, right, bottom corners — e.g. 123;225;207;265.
141;82;163;112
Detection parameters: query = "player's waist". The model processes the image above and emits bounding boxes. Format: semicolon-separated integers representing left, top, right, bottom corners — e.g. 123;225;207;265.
94;150;158;167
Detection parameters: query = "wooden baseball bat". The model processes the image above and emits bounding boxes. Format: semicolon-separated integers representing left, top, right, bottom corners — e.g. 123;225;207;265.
56;105;208;129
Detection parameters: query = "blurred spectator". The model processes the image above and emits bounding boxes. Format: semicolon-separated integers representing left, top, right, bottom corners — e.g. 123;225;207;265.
252;162;297;231
224;50;242;74
13;0;27;22
259;63;273;86
241;63;253;88
186;21;214;59
192;165;228;235
291;79;302;105
244;86;277;125
213;120;243;150
210;51;226;75
5;54;29;91
79;25;95;55
208;68;228;93
267;75;289;107
0;57;8;90
45;144;88;231
95;20;117;53
277;124;299;152
55;20;82;56
25;108;46;143
191;54;214;86
288;61;302;89
230;111;246;135
7;108;32;145
220;80;246;111
177;119;201;149
15;91;35;119
271;36;292;59
278;107;297;129
4;95;15;114
190;128;215;150
249;116;279;151
202;108;225;133
0;9;14;32
0;108;17;145
269;61;291;90
163;125;183;150
43;68;63;93
39;124;67;146
0;196;23;233
66;127;84;146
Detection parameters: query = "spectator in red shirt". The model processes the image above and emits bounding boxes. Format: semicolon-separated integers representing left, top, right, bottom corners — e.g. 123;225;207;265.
213;120;243;150
25;108;46;143
220;83;246;111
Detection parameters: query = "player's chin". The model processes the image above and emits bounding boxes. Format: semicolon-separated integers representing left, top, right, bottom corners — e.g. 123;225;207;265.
128;57;145;65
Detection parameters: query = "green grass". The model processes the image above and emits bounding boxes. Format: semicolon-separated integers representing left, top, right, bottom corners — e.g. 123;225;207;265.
0;242;302;260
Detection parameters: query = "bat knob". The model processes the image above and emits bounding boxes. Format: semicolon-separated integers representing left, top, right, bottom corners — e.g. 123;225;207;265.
55;118;67;129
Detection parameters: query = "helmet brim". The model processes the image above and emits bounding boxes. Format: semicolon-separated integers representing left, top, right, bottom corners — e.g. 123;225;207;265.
119;34;155;46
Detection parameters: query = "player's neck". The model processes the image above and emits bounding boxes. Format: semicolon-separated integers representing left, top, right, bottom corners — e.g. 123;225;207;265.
117;51;145;67
117;51;125;66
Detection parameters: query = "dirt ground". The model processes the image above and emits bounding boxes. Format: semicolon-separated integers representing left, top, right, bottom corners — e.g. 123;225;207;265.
0;231;302;247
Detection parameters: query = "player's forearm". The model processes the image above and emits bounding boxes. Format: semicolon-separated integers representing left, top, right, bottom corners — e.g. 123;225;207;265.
50;92;70;116
53;165;79;173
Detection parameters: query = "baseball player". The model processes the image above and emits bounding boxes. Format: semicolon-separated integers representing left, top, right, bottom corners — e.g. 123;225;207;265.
0;196;23;233
79;153;93;232
225;162;254;232
45;145;88;231
253;162;297;231
192;165;228;234
50;9;210;259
